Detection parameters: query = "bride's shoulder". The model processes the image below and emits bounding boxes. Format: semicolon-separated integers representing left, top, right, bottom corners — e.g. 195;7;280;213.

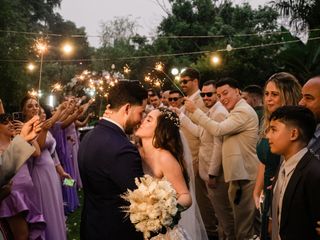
158;149;178;166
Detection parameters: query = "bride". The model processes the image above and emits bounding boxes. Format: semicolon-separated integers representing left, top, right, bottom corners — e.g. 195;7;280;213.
135;108;208;240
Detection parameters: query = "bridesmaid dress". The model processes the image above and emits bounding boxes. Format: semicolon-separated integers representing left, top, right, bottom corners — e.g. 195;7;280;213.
31;131;67;240
0;159;46;239
50;122;79;214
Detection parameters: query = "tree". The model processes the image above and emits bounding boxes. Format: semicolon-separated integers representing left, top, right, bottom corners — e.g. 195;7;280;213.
271;0;320;82
0;0;60;111
156;1;281;87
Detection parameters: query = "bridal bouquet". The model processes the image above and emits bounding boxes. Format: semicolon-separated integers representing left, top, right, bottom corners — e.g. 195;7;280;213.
121;175;180;239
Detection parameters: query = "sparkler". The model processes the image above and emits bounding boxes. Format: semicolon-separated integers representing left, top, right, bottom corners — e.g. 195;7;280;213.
34;37;48;100
52;83;63;92
28;89;38;98
154;62;185;97
123;64;131;75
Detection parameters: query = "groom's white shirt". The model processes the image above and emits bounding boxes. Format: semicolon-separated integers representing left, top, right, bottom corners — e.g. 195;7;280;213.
101;117;124;132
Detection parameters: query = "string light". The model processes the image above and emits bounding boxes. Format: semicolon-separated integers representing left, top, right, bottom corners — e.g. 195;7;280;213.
211;55;220;65
2;36;320;63
1;28;320;39
27;63;36;71
62;43;73;55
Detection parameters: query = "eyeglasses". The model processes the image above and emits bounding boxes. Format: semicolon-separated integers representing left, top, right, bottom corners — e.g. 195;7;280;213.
179;79;193;85
168;97;180;102
200;92;216;97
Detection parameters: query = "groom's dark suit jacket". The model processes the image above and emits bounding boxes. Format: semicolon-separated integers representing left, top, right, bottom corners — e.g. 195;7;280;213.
78;119;144;240
279;151;320;240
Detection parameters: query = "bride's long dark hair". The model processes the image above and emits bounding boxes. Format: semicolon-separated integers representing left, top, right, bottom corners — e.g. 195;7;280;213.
152;108;189;186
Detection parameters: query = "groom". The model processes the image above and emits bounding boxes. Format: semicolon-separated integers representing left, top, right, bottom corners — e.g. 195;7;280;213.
78;81;148;240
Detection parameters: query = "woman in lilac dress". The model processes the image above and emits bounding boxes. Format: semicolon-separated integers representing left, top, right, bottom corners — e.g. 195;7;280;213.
49;100;83;213
65;122;82;188
21;97;67;240
51;121;79;214
0;113;45;239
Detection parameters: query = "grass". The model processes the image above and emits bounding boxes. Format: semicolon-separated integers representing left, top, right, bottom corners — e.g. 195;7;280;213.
66;190;83;240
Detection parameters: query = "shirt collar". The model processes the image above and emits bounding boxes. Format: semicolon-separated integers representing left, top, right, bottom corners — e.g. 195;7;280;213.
101;117;125;132
282;147;308;176
188;89;200;101
209;101;223;113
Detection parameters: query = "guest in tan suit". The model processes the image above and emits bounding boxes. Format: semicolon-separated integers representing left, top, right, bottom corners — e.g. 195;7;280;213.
180;80;235;239
184;77;259;240
179;68;218;239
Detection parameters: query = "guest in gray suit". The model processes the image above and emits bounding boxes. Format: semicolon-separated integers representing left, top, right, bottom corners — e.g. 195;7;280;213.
299;75;320;156
184;77;259;239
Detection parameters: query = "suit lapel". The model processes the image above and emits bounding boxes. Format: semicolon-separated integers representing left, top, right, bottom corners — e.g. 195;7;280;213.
98;119;127;138
280;151;312;229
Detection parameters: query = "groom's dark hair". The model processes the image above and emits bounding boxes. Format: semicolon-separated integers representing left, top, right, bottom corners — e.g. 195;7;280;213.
107;80;148;110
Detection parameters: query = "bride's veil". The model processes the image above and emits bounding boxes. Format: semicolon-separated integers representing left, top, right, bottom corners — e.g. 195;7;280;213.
179;131;209;240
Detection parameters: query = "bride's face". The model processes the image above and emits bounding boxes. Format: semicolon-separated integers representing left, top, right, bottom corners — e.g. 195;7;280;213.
135;109;161;139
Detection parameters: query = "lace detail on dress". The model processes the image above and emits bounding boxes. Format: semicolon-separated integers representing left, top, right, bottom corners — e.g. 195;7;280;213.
150;225;192;240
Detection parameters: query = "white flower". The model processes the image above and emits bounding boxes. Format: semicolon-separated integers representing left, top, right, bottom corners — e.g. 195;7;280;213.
121;175;179;239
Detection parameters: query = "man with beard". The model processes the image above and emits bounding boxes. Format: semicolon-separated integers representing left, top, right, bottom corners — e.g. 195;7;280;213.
184;78;259;239
78;81;147;240
179;68;218;240
179;80;235;239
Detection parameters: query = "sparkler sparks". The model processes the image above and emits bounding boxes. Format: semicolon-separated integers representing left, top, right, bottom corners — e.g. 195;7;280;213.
52;83;63;92
34;37;48;56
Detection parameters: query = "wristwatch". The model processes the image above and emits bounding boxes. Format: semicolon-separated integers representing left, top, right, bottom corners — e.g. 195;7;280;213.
208;174;216;179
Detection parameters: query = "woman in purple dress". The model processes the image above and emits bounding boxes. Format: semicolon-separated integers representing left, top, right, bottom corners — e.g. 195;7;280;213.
21;97;67;240
49;100;82;213
0;113;45;239
50;121;79;214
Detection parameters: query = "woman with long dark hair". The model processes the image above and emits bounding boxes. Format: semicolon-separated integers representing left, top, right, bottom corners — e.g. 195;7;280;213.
21;96;67;240
135;107;208;240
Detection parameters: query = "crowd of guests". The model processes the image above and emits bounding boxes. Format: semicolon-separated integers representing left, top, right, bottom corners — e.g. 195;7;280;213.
0;96;93;239
143;68;320;240
1;67;320;240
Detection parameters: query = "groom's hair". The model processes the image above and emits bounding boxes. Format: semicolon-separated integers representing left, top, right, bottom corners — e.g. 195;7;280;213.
107;80;148;110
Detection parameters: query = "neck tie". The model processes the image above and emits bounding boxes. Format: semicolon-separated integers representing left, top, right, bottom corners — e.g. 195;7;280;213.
271;168;285;240
309;136;320;157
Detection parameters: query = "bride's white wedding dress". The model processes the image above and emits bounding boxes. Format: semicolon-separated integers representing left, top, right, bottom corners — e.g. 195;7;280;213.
144;132;208;240
150;225;191;240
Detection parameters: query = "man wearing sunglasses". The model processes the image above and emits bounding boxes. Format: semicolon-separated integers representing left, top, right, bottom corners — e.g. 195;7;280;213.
179;68;218;240
184;77;259;240
168;90;184;109
180;80;235;239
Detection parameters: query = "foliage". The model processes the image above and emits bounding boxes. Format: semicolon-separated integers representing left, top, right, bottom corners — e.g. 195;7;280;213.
271;0;320;28
0;0;91;112
156;0;282;87
270;0;320;83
